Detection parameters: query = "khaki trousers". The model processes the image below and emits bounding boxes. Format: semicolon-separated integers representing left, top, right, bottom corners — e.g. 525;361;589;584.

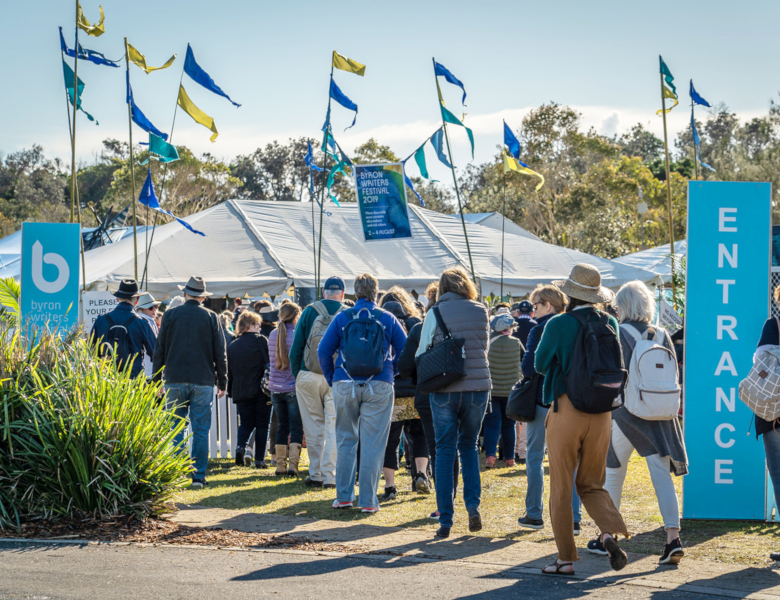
295;371;337;485
514;422;527;459
546;393;628;562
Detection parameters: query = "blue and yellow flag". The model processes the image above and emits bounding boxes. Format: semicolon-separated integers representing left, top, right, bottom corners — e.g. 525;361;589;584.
503;152;544;191
504;121;521;159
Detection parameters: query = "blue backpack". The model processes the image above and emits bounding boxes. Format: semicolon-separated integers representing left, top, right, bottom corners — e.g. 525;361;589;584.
339;307;388;380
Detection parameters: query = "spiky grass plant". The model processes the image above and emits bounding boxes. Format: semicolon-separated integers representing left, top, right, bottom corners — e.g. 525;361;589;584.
0;325;190;530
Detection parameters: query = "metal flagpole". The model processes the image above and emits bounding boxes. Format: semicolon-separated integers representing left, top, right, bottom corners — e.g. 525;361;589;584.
500;178;506;300
124;37;139;281
660;70;678;310
140;62;186;289
691;97;699;181
432;57;476;283
70;0;79;225
316;58;335;301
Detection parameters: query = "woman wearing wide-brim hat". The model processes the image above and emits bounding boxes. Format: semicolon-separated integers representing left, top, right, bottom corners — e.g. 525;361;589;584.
534;263;629;576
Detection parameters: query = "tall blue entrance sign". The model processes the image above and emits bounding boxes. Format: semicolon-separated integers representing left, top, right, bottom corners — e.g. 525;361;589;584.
20;222;80;333
684;182;771;519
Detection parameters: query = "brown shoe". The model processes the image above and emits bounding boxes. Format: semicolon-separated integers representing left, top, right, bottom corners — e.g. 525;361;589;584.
275;445;288;475
287;443;302;476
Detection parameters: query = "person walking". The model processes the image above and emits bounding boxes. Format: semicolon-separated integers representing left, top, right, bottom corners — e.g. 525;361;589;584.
415;266;491;538
152;276;227;488
90;279;156;379
511;300;537;348
534;264;629;575
379;300;430;499
483;314;523;469
318;273;407;513
517;284;583;534
134;291;161;380
219;311;236;344
595;282;689;563
289;276;345;489
268;302;304;476
227;311;273;469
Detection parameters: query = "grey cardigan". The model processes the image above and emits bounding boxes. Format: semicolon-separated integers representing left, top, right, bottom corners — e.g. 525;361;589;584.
607;321;689;476
430;292;491;393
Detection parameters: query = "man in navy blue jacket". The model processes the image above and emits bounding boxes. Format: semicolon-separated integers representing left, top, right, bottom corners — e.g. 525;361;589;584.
318;273;407;513
90;279;156;379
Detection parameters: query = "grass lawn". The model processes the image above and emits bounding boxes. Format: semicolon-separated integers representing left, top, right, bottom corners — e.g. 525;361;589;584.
176;450;780;567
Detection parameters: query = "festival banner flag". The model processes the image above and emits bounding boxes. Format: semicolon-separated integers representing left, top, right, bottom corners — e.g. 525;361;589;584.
430;128;452;168
138;169;205;236
657;56;679;115
690;80;712;107
329;78;358;129
184;44;241;107
503;151;544;190
434;60;467;105
76;3;105;37
503;120;521;159
62;59;98;124
332;51;366;77
126;71;167;140
140;133;179;165
441;104;474;158
59;26;118;67
177;85;219;142
127;42;176;74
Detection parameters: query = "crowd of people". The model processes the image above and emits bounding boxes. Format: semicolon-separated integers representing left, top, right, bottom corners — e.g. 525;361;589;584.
90;263;701;575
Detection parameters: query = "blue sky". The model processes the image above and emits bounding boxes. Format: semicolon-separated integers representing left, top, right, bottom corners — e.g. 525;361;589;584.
2;0;778;183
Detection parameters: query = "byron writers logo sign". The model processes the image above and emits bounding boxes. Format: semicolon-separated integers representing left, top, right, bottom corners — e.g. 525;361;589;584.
20;223;80;333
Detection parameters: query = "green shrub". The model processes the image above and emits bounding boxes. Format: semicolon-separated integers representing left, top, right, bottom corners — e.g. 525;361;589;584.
0;326;191;530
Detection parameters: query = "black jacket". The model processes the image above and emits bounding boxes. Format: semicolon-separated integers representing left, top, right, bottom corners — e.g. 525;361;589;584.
513;316;538;348
392;316;420;398
398;321;429;409
227;333;270;403
153;299;228;389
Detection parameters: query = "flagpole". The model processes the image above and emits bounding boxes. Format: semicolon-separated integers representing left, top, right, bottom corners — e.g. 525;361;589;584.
660;70;678;310
70;1;79;225
316;59;335;301
432;57;476;284
124;37;139;281
691;97;699;181
500;172;506;299
310;141;317;294
140;61;186;289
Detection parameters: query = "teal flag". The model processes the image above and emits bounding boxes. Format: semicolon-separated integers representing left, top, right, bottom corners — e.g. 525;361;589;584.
440;104;474;158
414;145;429;179
659;55;677;96
62;59;98;124
140;133;180;165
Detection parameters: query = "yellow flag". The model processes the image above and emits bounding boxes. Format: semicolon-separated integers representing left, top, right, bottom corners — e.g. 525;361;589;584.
503;152;544;191
656;85;679;116
76;3;105;37
332;51;366;76
177;85;218;142
127;42;176;74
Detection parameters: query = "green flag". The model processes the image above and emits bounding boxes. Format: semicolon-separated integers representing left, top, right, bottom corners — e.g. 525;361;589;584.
659;56;677;96
414;145;429;179
441;104;474;158
62;59;98;124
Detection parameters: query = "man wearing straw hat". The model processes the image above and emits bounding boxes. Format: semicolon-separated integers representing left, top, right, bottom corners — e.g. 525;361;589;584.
153;276;228;488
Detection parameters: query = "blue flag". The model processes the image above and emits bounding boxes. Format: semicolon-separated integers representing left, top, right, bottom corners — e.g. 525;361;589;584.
691;112;715;172
305;140;323;172
690;80;711;108
503;121;521;159
59;26;119;67
138;169;205;236
126;72;168;140
329;78;358;129
184;44;240;107
401;159;424;207
430;128;452;168
434;60;467;105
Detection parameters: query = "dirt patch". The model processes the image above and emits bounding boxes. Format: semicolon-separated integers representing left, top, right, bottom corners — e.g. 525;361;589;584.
2;514;365;554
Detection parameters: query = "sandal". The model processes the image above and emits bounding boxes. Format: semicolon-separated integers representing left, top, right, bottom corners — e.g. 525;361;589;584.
541;560;575;575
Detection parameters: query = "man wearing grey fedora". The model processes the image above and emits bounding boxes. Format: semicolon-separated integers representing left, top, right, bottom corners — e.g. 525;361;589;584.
153;276;228;488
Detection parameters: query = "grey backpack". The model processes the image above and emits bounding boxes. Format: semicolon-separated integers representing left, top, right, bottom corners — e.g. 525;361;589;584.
303;302;341;374
739;322;780;422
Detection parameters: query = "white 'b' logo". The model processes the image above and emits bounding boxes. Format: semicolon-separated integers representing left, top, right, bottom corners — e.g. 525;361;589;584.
32;240;69;294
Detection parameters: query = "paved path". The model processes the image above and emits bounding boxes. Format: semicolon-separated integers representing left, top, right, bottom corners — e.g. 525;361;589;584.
168;504;780;599
0;540;747;600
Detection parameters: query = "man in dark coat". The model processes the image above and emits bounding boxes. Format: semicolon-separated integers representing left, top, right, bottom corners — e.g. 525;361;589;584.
511;300;537;348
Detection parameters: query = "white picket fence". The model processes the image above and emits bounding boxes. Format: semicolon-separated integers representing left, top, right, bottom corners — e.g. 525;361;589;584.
208;389;238;459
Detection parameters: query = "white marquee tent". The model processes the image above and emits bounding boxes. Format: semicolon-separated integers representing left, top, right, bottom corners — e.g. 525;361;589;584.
73;200;662;298
614;240;687;284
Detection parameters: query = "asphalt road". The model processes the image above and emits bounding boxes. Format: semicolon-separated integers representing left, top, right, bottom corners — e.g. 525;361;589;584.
0;541;727;600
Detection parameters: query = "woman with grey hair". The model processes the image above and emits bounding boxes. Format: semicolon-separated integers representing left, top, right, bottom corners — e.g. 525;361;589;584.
587;280;688;565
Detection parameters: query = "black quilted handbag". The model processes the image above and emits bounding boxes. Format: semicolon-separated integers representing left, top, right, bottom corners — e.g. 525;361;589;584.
415;307;466;394
506;374;539;423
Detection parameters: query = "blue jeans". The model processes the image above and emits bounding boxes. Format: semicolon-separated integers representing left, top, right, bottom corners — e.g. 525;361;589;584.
333;380;394;509
430;390;490;528
765;429;780;505
526;405;581;522
236;401;273;465
165;383;214;481
483;396;516;459
271;392;304;445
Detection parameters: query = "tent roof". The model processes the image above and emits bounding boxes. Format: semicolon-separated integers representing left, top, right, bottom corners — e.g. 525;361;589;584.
614;240;687;283
459;212;541;241
6;201;662;298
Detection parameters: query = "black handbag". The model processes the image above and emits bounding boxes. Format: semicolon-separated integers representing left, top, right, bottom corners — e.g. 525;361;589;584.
506;374;540;422
415;307;466;394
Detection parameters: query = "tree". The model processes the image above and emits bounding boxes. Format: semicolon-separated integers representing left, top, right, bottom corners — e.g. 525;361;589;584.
0;145;69;226
231;137;312;202
617;123;664;163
